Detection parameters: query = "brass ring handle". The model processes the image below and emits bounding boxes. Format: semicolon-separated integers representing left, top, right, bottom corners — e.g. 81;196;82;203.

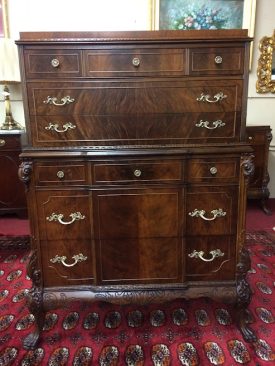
188;249;225;262
214;56;223;64
132;57;140;67
45;122;76;133
134;169;142;177
50;253;88;267
188;208;226;221
209;167;218;175
57;171;65;179
43;96;75;106
195;120;225;129
196;92;227;103
46;212;85;225
51;58;60;68
0;139;6;147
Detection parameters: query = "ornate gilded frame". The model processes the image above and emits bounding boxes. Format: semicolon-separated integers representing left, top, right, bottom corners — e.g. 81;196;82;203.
256;31;275;94
0;0;9;38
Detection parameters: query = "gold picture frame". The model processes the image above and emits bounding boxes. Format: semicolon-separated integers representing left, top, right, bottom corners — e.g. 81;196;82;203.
256;31;275;94
150;0;256;37
0;0;9;38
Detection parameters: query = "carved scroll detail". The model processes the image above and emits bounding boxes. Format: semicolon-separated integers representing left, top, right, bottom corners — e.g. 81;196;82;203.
18;160;33;189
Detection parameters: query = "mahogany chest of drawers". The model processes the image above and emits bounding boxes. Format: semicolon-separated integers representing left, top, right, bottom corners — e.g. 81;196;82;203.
16;30;256;349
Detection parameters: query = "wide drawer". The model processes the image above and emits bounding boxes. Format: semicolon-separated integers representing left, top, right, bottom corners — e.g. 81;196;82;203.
187;158;239;182
34;162;87;185
29;111;240;146
23;49;82;78
27;80;243;115
84;48;186;77
0;134;21;150
186;236;236;280
93;160;182;183
36;190;92;240
189;47;244;75
186;186;238;235
41;239;94;287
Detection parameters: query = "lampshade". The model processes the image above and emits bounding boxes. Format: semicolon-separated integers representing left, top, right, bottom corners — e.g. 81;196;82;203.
0;38;20;84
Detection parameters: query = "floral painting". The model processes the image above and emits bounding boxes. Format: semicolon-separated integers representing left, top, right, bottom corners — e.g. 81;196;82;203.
158;0;245;30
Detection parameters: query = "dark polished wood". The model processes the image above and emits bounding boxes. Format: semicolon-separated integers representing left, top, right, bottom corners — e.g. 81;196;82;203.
0;131;27;217
246;125;272;215
16;29;256;349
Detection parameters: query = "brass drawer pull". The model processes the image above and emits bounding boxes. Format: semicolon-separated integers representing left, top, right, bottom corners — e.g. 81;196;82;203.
43;96;75;106
195;120;225;129
132;57;140;67
214;56;223;64
46;212;85;225
210;167;218;175
45;122;76;133
133;169;142;177
50;253;87;267
51;58;60;68
196;92;227;103
188;208;226;221
248;136;253;141
56;171;65;179
188;249;225;262
0;139;6;147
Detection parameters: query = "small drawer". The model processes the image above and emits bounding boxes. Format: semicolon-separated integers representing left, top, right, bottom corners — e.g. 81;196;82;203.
186;187;238;236
246;132;266;144
84;48;186;77
186;236;236;281
41;239;94;287
35;163;87;185
93;160;182;183
187;158;239;182
24;49;82;78
0;134;21;150
189;47;244;75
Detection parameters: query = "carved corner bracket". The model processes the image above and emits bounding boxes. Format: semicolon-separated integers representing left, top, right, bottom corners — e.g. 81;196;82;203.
18;160;33;190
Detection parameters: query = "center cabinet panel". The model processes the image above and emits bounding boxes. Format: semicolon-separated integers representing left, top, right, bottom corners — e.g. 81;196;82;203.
92;188;184;285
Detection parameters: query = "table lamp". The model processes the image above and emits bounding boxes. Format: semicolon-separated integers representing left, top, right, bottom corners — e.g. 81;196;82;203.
0;38;23;130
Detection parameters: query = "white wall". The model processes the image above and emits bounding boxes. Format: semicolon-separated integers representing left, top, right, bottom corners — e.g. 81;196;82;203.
1;0;275;196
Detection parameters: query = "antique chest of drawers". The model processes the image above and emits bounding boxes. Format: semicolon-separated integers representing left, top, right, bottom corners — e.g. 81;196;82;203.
16;30;255;349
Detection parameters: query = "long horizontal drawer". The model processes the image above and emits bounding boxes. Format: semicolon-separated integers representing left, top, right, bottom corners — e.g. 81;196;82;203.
84;48;186;77
93;160;182;183
27;80;243;115
29;112;241;146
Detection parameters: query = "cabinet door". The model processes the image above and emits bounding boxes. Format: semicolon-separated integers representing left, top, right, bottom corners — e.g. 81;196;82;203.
93;188;184;285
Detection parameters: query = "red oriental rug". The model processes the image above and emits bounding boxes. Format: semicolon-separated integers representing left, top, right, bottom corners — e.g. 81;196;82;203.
0;231;274;365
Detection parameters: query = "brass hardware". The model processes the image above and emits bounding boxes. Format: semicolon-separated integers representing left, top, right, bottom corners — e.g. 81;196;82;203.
196;92;227;103
214;56;223;64
248;136;253;141
0;139;6;147
188;208;226;221
134;169;142;177
256;30;275;93
45;122;76;133
209;167;218;175
132;57;141;67
51;58;60;68
43;96;75;106
188;249;225;262
50;253;87;267
56;171;65;179
195;120;225;129
46;212;85;225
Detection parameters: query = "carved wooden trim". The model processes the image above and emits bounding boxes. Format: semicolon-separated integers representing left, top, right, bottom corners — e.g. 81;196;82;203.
0;235;30;250
18;160;33;190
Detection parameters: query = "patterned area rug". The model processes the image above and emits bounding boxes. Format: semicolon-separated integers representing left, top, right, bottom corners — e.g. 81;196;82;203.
0;231;274;365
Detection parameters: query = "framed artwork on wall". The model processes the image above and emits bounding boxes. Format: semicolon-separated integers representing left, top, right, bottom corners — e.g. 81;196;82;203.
0;0;9;38
151;0;256;38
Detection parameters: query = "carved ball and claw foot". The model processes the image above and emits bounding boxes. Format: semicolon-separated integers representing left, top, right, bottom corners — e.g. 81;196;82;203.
235;248;257;343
